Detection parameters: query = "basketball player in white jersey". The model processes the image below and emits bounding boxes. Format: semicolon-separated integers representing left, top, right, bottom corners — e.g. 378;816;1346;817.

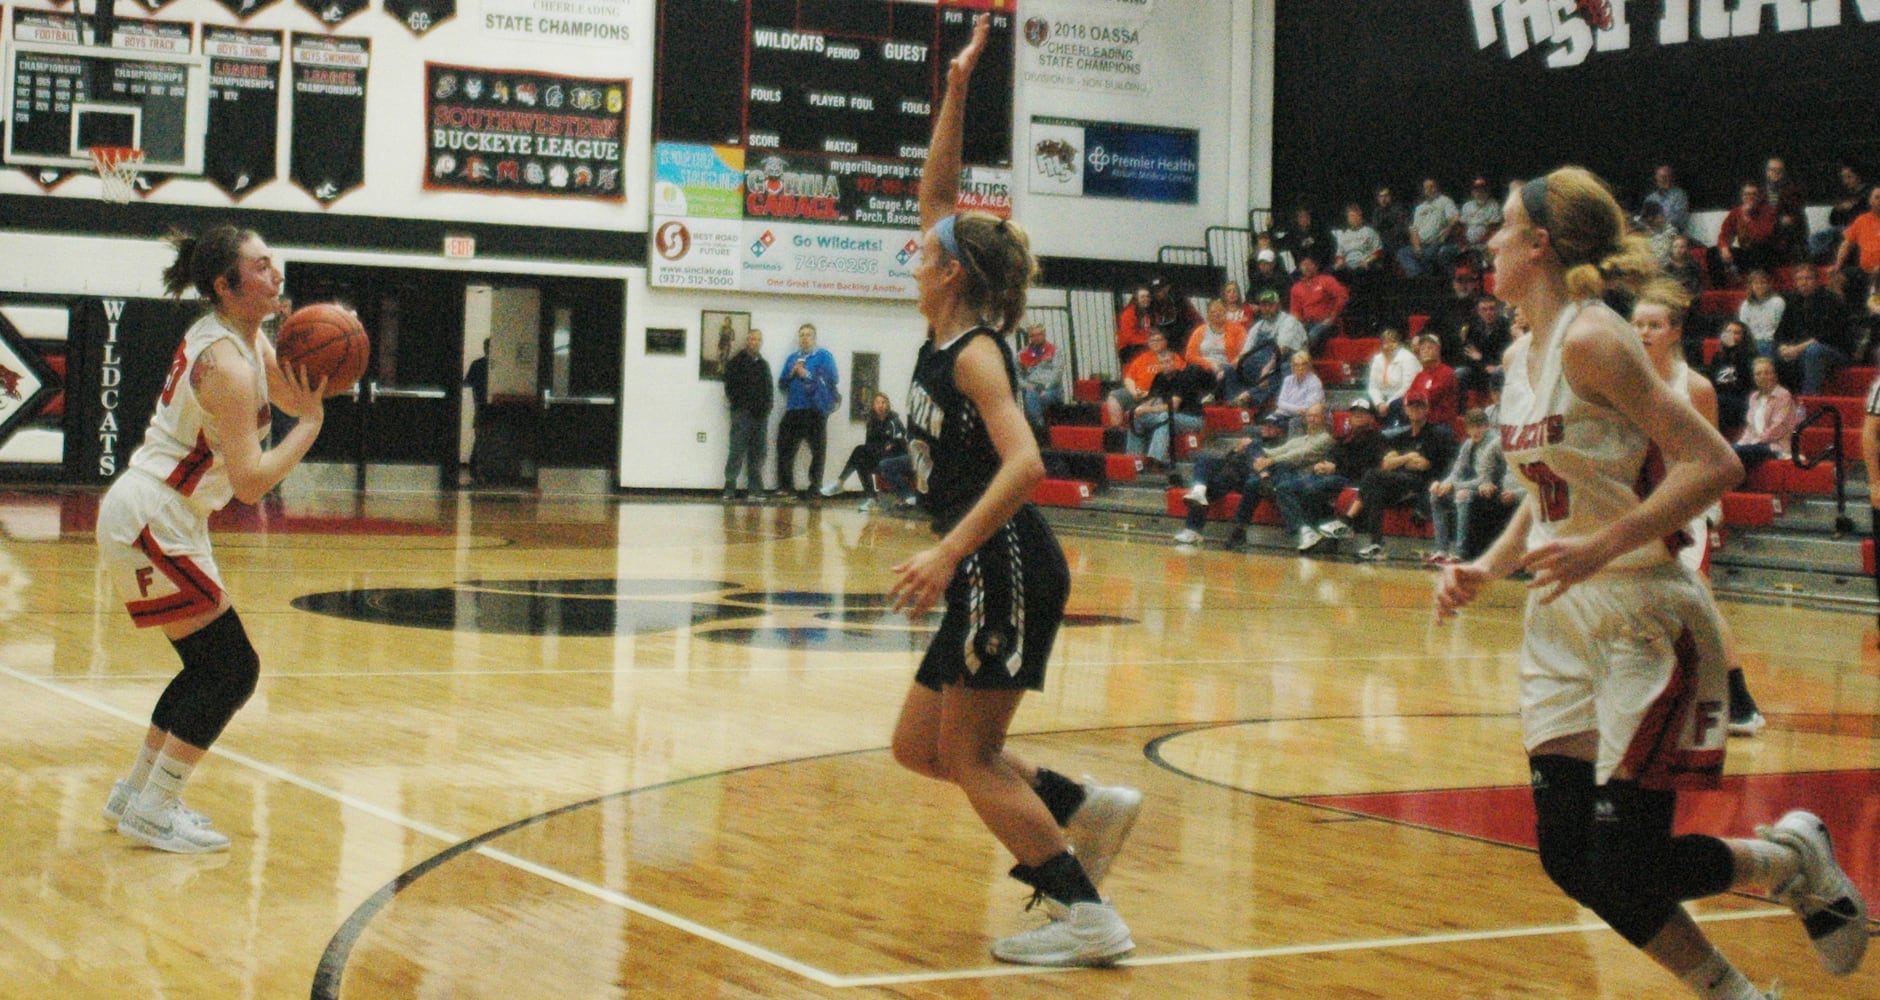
97;226;327;852
885;15;1137;967
1435;169;1865;998
1631;280;1768;736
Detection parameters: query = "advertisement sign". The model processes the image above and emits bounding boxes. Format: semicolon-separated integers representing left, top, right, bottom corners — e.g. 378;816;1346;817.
1027;117;1197;204
652;143;743;219
425;63;627;200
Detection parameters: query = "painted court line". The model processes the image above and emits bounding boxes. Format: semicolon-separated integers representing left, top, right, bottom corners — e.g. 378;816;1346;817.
0;663;847;989
0;662;1796;991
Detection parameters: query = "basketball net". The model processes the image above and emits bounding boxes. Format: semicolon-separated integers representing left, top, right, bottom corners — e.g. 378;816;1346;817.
88;146;146;204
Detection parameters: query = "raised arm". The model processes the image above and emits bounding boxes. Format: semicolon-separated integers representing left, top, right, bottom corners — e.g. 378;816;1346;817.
920;14;989;232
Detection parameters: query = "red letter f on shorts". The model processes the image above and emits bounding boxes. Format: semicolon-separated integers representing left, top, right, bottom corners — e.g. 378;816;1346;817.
135;566;155;597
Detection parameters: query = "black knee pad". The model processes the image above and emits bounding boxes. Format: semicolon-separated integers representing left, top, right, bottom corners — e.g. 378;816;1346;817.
1531;755;1597;902
1581;779;1684;947
151;609;260;749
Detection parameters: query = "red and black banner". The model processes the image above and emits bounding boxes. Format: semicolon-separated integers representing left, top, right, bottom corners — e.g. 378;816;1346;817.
289;33;367;204
204;27;282;199
385;0;453;35
425;63;626;201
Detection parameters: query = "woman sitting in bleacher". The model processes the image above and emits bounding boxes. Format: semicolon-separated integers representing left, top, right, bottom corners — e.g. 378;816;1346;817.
1183;299;1246;397
1732;356;1803;478
1706;319;1759;438
1365;326;1421;412
1736;269;1785;355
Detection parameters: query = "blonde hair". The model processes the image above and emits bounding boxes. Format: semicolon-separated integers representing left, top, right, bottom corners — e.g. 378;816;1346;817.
1634;278;1691;329
951;212;1041;335
1530;166;1659;300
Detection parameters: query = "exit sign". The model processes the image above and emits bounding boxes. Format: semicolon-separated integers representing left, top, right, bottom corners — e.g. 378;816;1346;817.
443;234;476;258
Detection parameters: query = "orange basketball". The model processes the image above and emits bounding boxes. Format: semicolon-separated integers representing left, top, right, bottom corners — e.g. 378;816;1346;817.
275;303;369;397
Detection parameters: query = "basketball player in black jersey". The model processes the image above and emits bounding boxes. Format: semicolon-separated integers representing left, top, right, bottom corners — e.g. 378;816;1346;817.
884;15;1138;968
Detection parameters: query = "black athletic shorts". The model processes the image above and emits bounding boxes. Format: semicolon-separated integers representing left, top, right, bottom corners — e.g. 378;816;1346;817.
915;504;1070;692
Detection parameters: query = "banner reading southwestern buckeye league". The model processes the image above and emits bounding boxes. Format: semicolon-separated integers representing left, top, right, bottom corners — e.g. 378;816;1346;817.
651;145;1010;298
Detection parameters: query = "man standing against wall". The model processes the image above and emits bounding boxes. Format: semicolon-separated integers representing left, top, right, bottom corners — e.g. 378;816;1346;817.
723;327;772;500
777;323;839;502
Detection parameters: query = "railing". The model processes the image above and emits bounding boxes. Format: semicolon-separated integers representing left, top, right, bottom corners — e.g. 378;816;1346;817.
1206;225;1253;291
1068;288;1121;383
1156;245;1211;267
1792;405;1855;535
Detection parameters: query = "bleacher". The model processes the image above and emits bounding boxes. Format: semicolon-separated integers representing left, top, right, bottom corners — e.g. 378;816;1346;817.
1018;223;1875;611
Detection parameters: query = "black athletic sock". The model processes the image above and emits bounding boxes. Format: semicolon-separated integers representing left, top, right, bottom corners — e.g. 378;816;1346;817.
1032;769;1087;827
1726;668;1759;718
1012;851;1101;905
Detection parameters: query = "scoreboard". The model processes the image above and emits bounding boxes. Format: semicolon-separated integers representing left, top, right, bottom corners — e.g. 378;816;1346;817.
4;42;208;173
655;0;1014;169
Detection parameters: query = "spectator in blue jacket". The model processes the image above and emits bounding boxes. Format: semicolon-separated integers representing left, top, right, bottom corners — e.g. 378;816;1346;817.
777;323;839;501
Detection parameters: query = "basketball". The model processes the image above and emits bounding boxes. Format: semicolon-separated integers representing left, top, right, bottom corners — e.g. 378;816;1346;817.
275;303;369;397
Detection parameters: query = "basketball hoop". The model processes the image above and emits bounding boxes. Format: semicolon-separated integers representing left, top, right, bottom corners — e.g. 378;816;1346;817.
88;146;146;204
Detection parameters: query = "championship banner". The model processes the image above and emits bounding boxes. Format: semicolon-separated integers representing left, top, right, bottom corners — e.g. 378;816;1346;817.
64;298;195;484
479;0;641;48
289;33;367;204
5;10;81;187
386;0;454;36
204;26;282;198
425;64;626;200
296;0;367;27
106;17;195;194
1027;116;1197;204
212;0;283;20
1018;0;1154;98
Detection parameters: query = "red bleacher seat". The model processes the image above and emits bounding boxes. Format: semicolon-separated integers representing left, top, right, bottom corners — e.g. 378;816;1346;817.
1407;314;1430;336
1032;479;1092;507
1863;538;1875;576
1072;378;1103;403
1049;425;1105;452
1330;487;1431;538
1104;453;1142;482
1826;367;1876;397
1331;337;1380;364
1719;492;1778;527
1171;430;1202;459
1799;396;1865;427
1315;359;1351;386
1697;289;1746;316
1797;426;1862;459
1203;406;1252;432
1744;461;1836;495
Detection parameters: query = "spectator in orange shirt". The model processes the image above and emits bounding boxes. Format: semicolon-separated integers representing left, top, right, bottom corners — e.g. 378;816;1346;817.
1184;299;1247;397
1104;329;1185;429
1288;255;1348;353
1834;186;1880;306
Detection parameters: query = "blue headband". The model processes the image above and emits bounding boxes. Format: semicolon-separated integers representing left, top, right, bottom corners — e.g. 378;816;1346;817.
1521;176;1552;230
933;213;963;260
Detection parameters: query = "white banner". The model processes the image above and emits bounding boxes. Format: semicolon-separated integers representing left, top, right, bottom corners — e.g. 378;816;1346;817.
1018;0;1153;97
479;0;645;51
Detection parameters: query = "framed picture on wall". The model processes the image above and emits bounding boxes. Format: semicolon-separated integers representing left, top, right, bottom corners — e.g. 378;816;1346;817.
699;310;749;381
646;327;685;356
848;352;879;422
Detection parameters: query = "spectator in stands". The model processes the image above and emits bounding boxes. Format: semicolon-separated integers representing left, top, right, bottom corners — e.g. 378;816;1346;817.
1333;202;1386;279
1640;203;1679;269
1457;176;1503;268
1773;263;1851;394
1733;356;1803;477
1246;248;1292;305
1321;388;1456;561
1270;350;1325;431
1184;299;1247;397
1666;233;1704;295
1427;407;1504;565
1403;333;1460;428
1736;269;1785;355
1763;157;1809;264
1134;350;1211;473
1016;322;1064;433
1430;265;1485;352
1146;276;1204;353
822;392;907;510
1833;185;1880;307
1288;256;1348;352
1225;291;1302;408
1717;181;1781;280
1221;280;1255;327
1455;294;1511;395
1115;286;1154;366
1370;186;1411;261
1398;178;1461;279
1707;319;1759;438
1277;397;1387;553
1274;205;1330;275
1365;326;1421;412
1174;402;1336;549
1814;162;1871;264
1639;164;1690;234
1105;328;1182;429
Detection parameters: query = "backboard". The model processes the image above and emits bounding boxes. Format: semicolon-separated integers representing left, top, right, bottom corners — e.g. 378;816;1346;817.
4;41;209;174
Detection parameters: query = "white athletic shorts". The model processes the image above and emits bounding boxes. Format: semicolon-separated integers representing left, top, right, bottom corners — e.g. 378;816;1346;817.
1520;560;1728;791
96;470;226;628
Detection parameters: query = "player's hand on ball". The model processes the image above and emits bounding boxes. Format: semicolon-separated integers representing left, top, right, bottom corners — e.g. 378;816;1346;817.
274;363;327;424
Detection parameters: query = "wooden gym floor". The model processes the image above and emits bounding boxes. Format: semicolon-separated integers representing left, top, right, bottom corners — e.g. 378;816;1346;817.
0;486;1874;999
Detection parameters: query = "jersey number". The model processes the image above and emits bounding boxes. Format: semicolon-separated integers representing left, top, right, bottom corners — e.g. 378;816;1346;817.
1520;461;1571;523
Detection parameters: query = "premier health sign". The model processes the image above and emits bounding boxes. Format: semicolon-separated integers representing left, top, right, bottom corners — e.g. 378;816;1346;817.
1028;116;1197;204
